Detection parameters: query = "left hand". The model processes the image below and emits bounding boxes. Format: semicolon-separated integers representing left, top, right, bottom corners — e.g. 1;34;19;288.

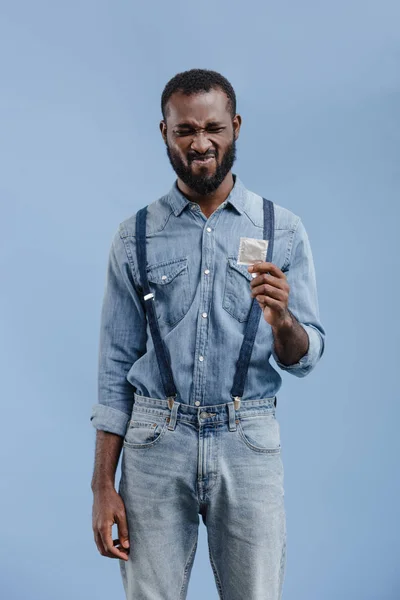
248;261;291;327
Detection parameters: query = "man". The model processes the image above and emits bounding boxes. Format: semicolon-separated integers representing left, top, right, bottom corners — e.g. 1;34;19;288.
90;68;325;600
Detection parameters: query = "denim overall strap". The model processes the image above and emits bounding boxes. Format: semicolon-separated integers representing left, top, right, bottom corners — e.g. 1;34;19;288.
230;198;275;410
136;206;178;407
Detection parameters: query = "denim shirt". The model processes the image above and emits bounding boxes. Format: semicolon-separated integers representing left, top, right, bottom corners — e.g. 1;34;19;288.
90;174;326;437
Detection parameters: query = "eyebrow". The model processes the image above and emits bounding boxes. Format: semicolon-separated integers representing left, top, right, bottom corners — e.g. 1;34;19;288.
175;120;223;129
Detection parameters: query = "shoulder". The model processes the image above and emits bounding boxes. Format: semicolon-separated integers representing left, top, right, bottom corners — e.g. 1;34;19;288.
116;192;174;239
243;188;301;232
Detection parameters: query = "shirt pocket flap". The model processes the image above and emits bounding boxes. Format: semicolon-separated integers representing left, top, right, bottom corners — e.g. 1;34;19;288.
227;257;253;281
146;257;188;285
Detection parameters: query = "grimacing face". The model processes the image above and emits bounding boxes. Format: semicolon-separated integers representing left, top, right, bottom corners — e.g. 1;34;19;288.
160;88;241;196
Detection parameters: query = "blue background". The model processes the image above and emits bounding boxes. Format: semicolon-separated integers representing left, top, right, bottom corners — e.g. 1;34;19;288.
1;1;399;598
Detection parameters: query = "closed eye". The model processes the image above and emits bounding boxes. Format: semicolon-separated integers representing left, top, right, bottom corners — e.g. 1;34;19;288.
174;126;225;136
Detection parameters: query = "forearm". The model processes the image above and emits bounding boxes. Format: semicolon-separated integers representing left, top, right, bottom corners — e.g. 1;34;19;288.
91;430;124;492
271;310;309;366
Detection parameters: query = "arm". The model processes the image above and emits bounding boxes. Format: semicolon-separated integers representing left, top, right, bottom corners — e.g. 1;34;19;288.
91;430;130;561
91;225;146;560
271;308;310;367
91;430;123;492
90;226;146;436
271;217;325;376
249;217;325;377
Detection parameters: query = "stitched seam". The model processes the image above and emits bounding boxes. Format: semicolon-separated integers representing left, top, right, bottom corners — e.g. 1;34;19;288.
237;421;281;454
146;256;188;271
179;539;198;599
242;205;264;229
207;542;225;599
119;226;142;293
119;202;175;238
243;198;297;231
123;421;168;449
146;207;175;235
278;537;287;599
283;215;301;271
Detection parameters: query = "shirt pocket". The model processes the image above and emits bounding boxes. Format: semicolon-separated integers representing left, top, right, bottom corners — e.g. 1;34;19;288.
146;256;190;327
222;256;254;322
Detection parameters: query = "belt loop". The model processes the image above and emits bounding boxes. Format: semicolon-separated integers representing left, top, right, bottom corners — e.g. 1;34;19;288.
227;401;237;431
167;399;179;431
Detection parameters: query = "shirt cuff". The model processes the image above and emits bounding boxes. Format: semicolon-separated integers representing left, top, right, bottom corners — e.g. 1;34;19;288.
90;403;131;437
271;324;323;377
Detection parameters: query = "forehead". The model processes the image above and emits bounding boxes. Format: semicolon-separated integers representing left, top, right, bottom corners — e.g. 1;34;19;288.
166;88;230;126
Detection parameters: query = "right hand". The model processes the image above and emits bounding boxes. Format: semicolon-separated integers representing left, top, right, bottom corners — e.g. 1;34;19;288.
92;486;130;561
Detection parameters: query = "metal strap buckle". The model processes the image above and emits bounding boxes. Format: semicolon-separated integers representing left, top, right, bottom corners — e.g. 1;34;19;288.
232;396;241;410
167;395;177;410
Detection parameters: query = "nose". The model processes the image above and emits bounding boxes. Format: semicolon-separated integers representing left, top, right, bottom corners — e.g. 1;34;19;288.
190;131;213;155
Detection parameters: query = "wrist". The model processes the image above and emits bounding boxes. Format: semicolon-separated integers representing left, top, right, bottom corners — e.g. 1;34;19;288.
91;479;115;493
272;310;294;333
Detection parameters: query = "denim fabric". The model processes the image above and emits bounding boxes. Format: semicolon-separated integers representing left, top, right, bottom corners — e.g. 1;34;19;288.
118;393;286;600
90;173;325;437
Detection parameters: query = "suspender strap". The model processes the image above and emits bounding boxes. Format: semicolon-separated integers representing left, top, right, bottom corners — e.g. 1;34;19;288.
136;196;274;406
135;207;178;401
230;198;275;403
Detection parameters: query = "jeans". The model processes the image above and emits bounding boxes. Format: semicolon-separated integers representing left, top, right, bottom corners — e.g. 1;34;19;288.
118;392;286;599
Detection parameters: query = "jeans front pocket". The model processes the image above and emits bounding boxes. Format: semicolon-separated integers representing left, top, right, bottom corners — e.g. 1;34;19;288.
222;256;254;322
123;412;169;448
237;411;281;453
146;256;190;327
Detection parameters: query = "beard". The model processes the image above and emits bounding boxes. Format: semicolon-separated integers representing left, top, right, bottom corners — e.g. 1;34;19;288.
165;135;237;196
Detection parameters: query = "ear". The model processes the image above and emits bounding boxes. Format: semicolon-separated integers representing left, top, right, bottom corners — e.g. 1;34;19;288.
233;114;242;140
160;120;167;144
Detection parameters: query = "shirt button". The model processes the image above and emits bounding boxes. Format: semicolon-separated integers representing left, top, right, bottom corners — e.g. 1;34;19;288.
206;227;212;232
194;401;200;406
161;275;167;280
204;269;210;275
202;312;207;318
199;356;204;362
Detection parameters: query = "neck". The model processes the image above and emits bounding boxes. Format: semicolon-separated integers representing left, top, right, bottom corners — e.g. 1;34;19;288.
177;172;235;208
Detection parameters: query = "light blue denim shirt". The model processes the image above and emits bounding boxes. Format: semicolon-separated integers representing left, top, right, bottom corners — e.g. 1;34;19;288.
90;174;325;437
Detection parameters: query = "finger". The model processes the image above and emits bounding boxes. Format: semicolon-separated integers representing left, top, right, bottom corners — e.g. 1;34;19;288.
255;295;283;312
99;523;129;560
101;538;129;560
251;283;287;301
248;262;285;279
115;511;130;550
250;273;287;290
94;531;107;557
113;538;130;559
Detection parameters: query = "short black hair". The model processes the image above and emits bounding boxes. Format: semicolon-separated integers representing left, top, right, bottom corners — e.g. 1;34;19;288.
161;68;237;122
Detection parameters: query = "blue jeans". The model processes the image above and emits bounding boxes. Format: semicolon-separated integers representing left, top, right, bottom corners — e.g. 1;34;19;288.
118;392;286;599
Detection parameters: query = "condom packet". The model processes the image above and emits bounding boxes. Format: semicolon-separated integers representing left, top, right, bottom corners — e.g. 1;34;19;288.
237;237;269;267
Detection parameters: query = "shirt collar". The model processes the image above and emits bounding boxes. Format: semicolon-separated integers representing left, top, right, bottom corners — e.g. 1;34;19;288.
167;173;247;217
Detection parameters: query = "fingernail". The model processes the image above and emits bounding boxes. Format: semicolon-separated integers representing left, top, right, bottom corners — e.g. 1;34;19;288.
123;540;129;547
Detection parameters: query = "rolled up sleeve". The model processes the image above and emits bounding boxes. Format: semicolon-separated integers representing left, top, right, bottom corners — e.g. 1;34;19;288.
271;217;326;377
90;225;146;436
